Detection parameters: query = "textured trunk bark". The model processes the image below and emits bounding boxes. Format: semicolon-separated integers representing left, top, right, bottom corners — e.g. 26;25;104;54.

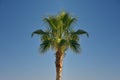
55;50;63;80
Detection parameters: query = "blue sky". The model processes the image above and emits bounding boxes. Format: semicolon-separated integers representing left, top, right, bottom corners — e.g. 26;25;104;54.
0;0;120;80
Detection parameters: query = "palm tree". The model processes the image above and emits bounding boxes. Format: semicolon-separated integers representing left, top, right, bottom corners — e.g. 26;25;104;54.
32;11;88;80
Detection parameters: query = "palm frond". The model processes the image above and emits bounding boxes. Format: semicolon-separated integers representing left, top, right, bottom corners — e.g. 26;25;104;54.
44;17;57;31
31;29;48;37
71;34;79;41
41;35;50;41
62;12;69;24
72;29;89;37
40;40;51;53
63;15;77;31
69;40;80;53
67;18;77;29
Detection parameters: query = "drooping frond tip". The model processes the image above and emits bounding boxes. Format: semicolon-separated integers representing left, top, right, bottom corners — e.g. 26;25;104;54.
31;29;48;37
74;29;89;37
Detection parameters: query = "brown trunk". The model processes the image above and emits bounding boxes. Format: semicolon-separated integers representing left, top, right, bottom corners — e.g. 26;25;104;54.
55;50;63;80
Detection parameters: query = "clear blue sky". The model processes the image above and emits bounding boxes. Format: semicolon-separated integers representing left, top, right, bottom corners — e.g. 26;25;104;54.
0;0;120;80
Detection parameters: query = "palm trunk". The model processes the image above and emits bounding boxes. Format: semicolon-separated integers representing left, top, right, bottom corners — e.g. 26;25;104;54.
55;50;63;80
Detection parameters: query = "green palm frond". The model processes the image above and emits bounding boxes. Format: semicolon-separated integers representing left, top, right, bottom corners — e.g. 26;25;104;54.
62;12;69;23
72;29;89;37
31;29;49;37
67;18;77;29
40;40;51;53
62;14;77;30
41;34;50;41
44;17;59;38
62;12;69;26
44;17;57;31
71;34;79;41
69;40;80;53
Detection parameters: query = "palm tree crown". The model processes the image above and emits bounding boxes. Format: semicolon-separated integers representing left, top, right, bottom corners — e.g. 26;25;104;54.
32;11;88;80
32;11;88;54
